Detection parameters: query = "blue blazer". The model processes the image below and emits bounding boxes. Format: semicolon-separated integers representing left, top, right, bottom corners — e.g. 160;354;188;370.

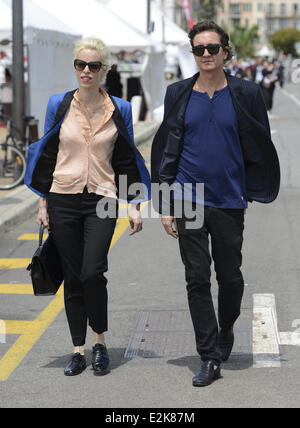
25;91;151;203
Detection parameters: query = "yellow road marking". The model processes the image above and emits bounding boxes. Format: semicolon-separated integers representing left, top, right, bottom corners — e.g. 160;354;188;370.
110;218;129;248
0;210;148;381
4;321;38;335
0;295;65;381
0;284;64;295
0;284;33;295
0;259;31;270
18;233;48;241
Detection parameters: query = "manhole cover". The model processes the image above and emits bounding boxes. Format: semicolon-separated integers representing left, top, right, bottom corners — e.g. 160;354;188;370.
125;309;252;358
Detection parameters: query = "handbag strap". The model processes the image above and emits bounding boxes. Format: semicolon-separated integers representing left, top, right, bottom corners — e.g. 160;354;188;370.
39;224;45;248
27;224;46;272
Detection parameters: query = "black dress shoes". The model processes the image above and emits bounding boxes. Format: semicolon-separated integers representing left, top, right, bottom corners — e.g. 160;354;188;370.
64;353;86;377
92;344;110;376
217;327;235;362
193;360;221;387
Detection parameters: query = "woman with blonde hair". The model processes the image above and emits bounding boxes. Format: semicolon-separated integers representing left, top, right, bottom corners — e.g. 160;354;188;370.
25;38;151;376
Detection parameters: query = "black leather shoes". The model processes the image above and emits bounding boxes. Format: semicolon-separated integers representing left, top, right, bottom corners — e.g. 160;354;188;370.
92;344;110;376
217;327;234;362
193;361;221;387
64;353;86;377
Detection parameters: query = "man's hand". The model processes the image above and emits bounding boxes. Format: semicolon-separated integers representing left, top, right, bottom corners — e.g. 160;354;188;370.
161;216;178;239
129;204;143;236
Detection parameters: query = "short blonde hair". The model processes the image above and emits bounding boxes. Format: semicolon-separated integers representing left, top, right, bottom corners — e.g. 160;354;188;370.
74;38;110;67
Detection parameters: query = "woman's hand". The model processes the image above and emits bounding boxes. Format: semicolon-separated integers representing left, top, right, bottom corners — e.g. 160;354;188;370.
128;203;143;236
36;197;50;229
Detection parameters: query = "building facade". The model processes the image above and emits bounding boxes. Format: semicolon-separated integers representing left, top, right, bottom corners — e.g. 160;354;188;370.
165;0;300;49
216;1;300;47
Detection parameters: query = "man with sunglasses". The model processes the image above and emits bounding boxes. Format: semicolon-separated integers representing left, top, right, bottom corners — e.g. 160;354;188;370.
151;21;280;387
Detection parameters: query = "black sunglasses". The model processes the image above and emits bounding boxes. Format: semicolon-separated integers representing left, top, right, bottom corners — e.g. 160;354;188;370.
192;44;225;57
74;59;104;73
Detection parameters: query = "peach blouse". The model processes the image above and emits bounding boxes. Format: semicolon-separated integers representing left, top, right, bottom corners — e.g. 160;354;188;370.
50;89;118;199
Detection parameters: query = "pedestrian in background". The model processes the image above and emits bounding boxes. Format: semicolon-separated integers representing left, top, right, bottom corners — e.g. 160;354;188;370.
25;38;150;377
151;21;280;387
277;61;285;88
105;64;123;98
252;57;264;85
260;60;279;112
0;68;13;118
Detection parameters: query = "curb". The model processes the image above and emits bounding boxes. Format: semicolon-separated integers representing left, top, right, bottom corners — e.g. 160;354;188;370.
0;186;39;236
252;294;281;368
0;121;159;236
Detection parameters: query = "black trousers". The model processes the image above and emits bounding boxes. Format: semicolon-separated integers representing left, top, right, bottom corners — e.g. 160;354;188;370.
47;189;117;347
176;206;245;365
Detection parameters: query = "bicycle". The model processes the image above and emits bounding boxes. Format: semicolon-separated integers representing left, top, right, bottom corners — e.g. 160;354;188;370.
0;106;37;153
0;109;29;190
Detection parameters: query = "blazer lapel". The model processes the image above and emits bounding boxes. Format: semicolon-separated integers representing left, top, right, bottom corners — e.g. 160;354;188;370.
51;90;76;132
166;73;198;131
226;73;243;104
176;74;199;126
226;73;246;134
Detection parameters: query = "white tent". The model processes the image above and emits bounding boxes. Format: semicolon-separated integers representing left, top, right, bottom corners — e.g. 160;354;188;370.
34;0;166;119
1;0;77;34
0;0;80;133
34;0;158;53
102;0;187;45
257;45;273;58
0;0;10;28
103;0;197;79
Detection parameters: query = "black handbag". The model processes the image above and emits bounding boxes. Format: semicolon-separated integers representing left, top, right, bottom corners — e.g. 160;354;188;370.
27;225;64;296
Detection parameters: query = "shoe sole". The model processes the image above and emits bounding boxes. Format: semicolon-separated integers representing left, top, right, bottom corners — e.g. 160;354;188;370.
93;368;110;376
64;365;87;377
193;372;222;387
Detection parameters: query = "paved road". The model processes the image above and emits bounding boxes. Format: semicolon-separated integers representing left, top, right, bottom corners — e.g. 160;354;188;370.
1;86;300;408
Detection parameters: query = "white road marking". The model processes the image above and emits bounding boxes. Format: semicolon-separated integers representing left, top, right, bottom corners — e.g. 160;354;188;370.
279;332;300;346
252;294;300;365
281;89;300;108
280;320;300;346
253;294;281;368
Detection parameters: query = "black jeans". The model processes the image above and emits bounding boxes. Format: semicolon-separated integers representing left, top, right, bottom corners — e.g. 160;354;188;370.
176;206;245;365
47;189;117;347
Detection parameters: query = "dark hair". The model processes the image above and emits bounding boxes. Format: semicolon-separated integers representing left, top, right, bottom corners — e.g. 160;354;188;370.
189;20;233;62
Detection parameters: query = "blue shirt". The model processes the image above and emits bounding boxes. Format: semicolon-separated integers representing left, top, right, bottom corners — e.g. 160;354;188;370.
175;86;248;209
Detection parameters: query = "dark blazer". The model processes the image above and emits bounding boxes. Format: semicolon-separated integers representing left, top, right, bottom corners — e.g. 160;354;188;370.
151;72;280;208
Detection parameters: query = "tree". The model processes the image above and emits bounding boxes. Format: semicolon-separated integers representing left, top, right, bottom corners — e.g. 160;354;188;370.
230;24;259;58
271;28;300;56
197;0;224;21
